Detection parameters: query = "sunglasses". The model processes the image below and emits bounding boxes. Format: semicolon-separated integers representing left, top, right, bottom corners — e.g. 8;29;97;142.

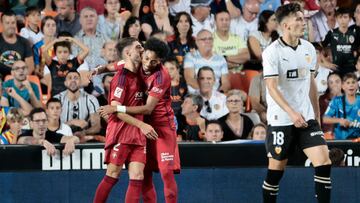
204;100;212;113
73;104;79;119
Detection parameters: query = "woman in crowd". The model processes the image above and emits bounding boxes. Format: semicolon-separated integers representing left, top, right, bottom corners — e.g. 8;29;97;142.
168;11;196;70
33;16;57;78
248;123;266;141
122;16;147;42
248;10;278;66
140;0;174;39
319;72;343;136
218;90;254;141
97;0;129;40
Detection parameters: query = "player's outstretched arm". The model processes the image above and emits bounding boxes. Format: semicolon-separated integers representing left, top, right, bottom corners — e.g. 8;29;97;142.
124;95;159;115
265;77;308;128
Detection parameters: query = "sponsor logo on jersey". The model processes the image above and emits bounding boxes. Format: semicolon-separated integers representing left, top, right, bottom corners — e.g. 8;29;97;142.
349;35;355;44
336;45;351;53
135;91;143;100
114;87;123;98
161;152;174;162
310;131;324;137
151;87;163;94
287;69;298;78
305;54;311;63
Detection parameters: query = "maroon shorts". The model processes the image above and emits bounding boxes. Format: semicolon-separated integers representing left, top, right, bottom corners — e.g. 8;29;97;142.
146;126;181;172
104;143;146;166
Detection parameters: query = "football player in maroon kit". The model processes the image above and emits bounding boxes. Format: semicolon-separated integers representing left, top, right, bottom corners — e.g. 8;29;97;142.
93;37;158;203
98;38;179;203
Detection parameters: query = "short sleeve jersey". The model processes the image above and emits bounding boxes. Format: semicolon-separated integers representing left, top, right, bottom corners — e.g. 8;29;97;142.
262;38;317;126
140;64;175;128
105;62;146;148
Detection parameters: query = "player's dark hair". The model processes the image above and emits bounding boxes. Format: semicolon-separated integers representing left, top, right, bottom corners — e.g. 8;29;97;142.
342;72;357;82
29;108;47;121
25;6;40;17
116;37;138;59
46;97;62;108
185;94;204;113
54;41;72;53
144;37;170;60
275;3;302;23
335;7;352;17
197;66;215;79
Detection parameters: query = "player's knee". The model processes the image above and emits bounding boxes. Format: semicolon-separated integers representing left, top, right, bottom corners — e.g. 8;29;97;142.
106;164;122;178
128;169;144;180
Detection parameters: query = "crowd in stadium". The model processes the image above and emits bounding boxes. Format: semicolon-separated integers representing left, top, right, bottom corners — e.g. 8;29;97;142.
1;0;360;149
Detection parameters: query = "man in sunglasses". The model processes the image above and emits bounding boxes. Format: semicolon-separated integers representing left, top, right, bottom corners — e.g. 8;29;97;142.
53;70;101;140
1;60;42;116
197;66;229;120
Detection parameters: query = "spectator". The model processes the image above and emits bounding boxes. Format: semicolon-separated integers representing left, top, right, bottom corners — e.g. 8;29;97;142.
178;94;206;141
92;40;119;96
247;123;266;140
230;0;259;42
184;29;230;94
54;70;101;140
1;60;42;115
97;0;128;41
73;7;109;72
96;73;114;106
19;6;43;46
55;0;81;36
249;72;267;123
168;11;196;69
43;36;89;96
121;16;147;42
150;30;168;43
218;89;254;140
213;10;250;89
197;66;229;120
311;0;337;42
322;7;360;76
355;56;360;87
204;120;223;142
189;0;215;37
248;10;278;64
0;108;24;144
319;72;342;135
0;106;10;133
164;58;187;120
46;97;73;137
17;107;79;156
141;0;174;39
258;0;282;12
329;148;345;166
313;44;332;96
323;73;360;139
33;16;57;78
0;11;35;78
354;3;360;27
168;0;191;17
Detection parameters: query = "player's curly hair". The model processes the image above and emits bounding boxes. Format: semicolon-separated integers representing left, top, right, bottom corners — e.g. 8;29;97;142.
275;3;302;24
144;37;170;60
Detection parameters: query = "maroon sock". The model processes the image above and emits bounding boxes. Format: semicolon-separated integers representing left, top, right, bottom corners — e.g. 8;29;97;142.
142;171;157;203
93;175;118;203
125;179;143;203
161;170;178;203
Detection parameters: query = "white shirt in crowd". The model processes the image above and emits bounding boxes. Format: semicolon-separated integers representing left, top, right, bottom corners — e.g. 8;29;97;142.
262;38;317;126
169;0;191;16
19;27;44;45
191;14;215;37
230;16;258;42
200;90;229;120
315;66;332;96
57;123;73;137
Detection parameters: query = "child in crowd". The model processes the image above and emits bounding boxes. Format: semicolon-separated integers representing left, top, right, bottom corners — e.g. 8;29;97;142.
0;108;24;144
164;58;187;121
42;36;89;96
248;123;266;140
323;73;360;139
355;56;360;91
19;6;43;45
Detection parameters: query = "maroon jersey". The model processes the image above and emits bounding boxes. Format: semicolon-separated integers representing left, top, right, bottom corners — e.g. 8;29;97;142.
141;64;175;127
105;62;146;149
